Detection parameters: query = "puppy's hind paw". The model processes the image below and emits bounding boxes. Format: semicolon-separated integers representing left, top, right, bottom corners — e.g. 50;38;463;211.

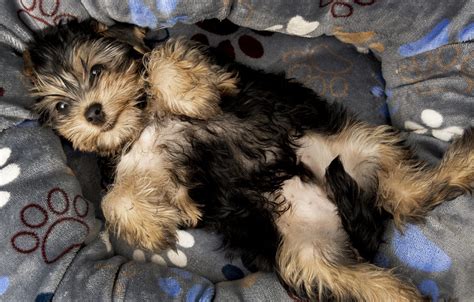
439;126;474;198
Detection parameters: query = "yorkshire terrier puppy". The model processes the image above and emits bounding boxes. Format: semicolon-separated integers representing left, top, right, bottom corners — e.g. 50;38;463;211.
24;20;474;301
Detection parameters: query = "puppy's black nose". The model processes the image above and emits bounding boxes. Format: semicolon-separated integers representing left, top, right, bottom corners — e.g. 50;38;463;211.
84;103;105;125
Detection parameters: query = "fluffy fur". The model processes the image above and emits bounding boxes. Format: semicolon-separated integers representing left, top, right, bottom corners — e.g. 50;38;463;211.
143;38;239;119
23;21;147;156
24;20;474;301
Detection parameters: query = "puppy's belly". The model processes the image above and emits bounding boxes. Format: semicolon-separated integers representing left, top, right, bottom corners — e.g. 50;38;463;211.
297;131;373;186
277;176;347;256
296;132;337;182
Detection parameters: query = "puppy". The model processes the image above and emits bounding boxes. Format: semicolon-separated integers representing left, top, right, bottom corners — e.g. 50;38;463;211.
24;20;474;301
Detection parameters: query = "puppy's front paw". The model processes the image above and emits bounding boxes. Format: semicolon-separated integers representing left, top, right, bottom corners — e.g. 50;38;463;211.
144;38;239;120
101;186;179;251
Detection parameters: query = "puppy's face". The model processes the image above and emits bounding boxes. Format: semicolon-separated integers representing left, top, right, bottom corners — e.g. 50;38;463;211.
24;21;147;155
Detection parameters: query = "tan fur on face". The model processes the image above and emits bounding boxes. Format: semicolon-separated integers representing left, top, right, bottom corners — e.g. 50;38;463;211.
144;38;239;120
28;40;146;155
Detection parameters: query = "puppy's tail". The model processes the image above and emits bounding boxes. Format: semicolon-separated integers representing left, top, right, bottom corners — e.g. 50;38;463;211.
325;156;388;261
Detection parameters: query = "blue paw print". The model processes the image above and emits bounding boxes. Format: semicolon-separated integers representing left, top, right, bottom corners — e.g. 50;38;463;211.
399;19;474;57
186;284;214;302
459;23;474;42
156;0;178;15
129;0;187;28
0;276;9;296
170;267;193;280
418;279;439;301
129;0;157;27
155;0;188;27
399;19;450;57
159;277;182;298
392;224;451;273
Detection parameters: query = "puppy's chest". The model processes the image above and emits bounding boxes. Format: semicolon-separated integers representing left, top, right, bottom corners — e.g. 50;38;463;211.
118;122;189;174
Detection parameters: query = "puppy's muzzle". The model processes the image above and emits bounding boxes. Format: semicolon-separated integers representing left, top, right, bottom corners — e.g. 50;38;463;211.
85;103;106;125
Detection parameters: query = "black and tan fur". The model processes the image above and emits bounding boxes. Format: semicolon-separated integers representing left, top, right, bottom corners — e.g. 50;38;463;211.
24;20;474;301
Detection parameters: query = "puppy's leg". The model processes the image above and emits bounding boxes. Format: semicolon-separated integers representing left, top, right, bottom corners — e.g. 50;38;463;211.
276;176;422;301
300;124;474;227
378;127;474;224
101;126;201;251
102;172;180;251
103;174;201;251
332;124;474;225
144;38;239;120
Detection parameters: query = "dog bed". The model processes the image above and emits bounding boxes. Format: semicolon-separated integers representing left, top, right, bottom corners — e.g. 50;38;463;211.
0;0;473;300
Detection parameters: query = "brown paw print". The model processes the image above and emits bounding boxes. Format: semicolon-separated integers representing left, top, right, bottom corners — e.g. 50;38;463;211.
17;0;77;29
283;45;353;98
320;0;376;18
192;19;271;60
11;188;90;264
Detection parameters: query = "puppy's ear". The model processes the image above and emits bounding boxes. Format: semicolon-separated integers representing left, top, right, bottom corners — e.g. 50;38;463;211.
101;23;150;55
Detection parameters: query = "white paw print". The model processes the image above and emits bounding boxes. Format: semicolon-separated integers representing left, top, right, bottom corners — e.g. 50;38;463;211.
404;109;464;141
132;230;195;268
0;147;20;208
265;15;320;37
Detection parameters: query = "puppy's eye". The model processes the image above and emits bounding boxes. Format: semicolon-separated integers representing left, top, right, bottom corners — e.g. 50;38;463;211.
55;101;70;113
90;64;103;77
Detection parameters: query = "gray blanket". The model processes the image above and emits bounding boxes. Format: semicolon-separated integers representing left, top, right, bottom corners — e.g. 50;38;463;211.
0;1;473;301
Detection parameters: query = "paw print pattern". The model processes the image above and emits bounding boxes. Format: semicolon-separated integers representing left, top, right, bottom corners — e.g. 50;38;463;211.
265;15;320;37
319;0;376;18
17;0;78;29
192;19;271;60
158;267;214;300
282;45;353;98
11;188;90;264
404;109;464;141
0;147;20;208
285;16;320;36
132;230;195;268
